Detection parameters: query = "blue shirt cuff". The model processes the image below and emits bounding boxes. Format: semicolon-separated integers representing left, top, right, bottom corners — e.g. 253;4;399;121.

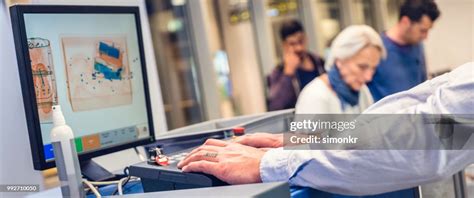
259;148;292;183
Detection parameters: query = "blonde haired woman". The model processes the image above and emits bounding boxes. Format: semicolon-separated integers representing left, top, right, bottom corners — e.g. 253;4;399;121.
296;25;386;114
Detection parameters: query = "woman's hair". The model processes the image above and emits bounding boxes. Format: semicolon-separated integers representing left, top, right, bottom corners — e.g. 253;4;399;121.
325;25;387;69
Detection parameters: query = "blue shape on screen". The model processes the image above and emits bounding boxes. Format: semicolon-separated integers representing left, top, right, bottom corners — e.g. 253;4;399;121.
94;62;123;80
99;42;120;59
44;144;54;160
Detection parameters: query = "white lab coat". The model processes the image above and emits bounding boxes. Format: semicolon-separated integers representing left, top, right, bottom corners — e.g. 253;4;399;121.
260;62;474;195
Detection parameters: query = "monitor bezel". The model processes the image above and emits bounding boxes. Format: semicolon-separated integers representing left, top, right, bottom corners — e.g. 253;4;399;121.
9;5;156;170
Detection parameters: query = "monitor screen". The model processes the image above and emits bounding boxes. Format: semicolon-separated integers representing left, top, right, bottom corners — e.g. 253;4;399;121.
10;5;155;170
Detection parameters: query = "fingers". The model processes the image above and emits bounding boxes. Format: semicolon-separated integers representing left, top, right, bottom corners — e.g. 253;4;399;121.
185;145;221;160
235;133;277;148
177;150;220;168
204;139;229;147
178;139;229;168
182;161;219;176
235;136;260;147
234;135;250;145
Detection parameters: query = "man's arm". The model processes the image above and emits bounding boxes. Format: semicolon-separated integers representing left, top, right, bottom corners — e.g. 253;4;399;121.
261;149;473;195
267;47;302;111
179;63;473;196
267;70;297;110
260;62;474;195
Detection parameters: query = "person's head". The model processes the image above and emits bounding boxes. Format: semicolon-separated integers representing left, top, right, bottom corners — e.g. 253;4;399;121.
326;25;386;91
280;20;307;58
397;0;440;44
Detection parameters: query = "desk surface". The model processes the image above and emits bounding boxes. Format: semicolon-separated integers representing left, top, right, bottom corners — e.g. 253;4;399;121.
26;181;290;198
107;182;290;198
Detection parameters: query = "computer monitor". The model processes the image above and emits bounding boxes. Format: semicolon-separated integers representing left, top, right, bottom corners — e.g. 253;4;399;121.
9;5;155;177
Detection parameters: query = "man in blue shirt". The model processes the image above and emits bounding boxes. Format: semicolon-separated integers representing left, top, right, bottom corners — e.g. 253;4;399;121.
368;0;440;101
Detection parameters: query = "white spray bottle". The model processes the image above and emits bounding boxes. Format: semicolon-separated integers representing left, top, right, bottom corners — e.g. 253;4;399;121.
50;105;84;197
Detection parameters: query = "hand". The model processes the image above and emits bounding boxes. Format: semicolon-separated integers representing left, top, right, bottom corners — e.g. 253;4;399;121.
177;139;266;185
467;173;474;181
283;46;301;76
235;133;284;148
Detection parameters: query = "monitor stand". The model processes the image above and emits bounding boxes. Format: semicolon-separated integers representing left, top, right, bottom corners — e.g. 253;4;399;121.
80;160;116;181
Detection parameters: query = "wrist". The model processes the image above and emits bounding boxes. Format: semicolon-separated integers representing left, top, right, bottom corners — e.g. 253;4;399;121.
255;156;263;183
283;66;296;76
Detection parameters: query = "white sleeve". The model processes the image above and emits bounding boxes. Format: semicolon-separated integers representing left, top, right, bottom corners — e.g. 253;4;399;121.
260;62;474;195
261;149;474;195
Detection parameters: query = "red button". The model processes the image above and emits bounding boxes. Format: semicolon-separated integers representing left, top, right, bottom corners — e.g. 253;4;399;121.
233;127;245;136
155;155;169;166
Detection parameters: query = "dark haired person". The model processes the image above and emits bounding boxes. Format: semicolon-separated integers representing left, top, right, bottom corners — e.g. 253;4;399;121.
368;0;441;101
267;20;325;111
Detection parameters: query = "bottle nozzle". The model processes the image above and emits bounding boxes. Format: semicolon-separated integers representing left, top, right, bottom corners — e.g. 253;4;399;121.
52;105;66;126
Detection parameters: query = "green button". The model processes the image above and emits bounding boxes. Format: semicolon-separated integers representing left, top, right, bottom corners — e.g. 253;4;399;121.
75;138;83;152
